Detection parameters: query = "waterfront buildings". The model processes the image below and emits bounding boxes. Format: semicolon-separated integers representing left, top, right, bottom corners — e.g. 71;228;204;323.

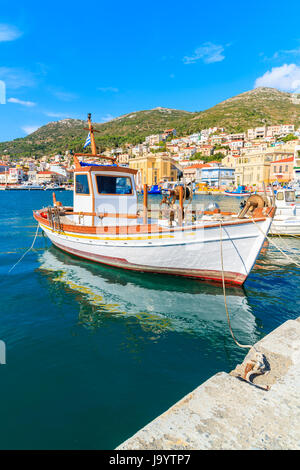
201;166;235;187
234;146;295;186
270;157;294;183
294;145;300;182
129;154;179;187
1;122;300;190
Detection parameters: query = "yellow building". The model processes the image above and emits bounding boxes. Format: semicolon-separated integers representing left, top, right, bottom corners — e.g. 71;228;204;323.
129;153;179;187
234;149;294;186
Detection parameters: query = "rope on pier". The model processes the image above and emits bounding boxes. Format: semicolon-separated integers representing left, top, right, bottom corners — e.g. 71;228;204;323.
219;221;270;389
8;223;40;274
219;222;253;350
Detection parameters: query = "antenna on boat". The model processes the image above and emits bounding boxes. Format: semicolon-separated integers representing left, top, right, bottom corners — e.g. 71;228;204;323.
73;113;118;168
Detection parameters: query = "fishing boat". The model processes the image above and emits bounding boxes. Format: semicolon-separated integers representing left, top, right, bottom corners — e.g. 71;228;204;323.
224;185;251;197
6;183;44;190
269;188;300;236
33;114;275;286
44;184;66;191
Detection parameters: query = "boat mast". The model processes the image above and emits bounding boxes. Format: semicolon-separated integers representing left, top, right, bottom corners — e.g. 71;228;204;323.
85;113;97;155
73;113;117;168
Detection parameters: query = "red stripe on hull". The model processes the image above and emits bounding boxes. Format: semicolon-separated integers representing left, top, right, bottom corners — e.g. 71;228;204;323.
51;240;247;287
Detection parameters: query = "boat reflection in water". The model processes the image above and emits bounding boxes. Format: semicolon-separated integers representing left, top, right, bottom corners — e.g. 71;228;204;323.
38;246;259;346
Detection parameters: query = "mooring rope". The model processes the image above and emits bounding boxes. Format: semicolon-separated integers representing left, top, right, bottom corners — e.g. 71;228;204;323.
8;223;40;273
219;222;253;350
251;217;300;268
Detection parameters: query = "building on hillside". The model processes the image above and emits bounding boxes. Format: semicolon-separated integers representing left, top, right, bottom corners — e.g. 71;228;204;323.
183;163;209;183
27;170;38;183
197;145;213;156
188;133;201;144
266;126;281;137
49;164;70;178
221;153;240;169
116;153;130;166
227;133;245;141
162;129;176;139
247;126;267;139
0;165;10;184
210;134;225;145
294;145;300;182
228;140;244;150
129;154;179;188
270;157;294;184
201;166;235;188
8;167;23;183
36;171;66;184
234;148;294;186
145;134;163;146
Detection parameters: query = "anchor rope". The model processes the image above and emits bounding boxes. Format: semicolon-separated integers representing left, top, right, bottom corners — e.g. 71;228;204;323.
8;223;40;273
219;222;253;350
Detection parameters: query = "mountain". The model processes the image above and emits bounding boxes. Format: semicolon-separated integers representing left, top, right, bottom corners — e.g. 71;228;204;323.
1;87;300;157
188;87;300;133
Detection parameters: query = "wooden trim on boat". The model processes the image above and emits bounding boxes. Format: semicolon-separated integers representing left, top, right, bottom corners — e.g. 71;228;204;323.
64;211;138;219
74;166;138;175
89;172;95;226
33;210;270;236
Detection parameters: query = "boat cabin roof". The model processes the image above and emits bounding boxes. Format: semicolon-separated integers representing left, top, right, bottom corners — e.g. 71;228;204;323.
75;163;137;175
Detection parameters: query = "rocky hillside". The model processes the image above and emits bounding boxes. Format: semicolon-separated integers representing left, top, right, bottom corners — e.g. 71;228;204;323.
1;87;300;157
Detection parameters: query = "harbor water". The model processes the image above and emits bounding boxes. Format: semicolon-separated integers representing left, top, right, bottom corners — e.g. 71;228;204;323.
0;190;299;449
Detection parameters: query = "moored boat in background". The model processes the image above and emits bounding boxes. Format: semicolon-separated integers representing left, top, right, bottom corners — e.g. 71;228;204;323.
224;185;251;197
269;188;300;236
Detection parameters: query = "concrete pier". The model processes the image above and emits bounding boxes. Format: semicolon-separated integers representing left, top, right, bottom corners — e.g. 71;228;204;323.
117;317;300;450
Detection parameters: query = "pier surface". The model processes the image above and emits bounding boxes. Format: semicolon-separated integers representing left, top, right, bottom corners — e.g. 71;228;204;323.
117;317;300;450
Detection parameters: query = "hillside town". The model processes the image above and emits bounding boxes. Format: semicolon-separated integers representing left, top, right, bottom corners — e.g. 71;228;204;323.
1;123;300;192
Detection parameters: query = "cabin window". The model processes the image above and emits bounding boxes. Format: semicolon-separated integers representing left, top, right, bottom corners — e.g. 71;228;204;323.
285;191;295;202
276;192;284;201
75;174;90;194
96;175;132;195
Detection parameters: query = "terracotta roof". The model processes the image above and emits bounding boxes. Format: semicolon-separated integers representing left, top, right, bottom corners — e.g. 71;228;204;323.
185;163;213;169
271;157;294;164
184;164;207;169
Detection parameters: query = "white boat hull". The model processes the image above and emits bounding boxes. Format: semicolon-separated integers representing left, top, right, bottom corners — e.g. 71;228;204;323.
37;217;272;285
223;192;251;197
270;218;300;236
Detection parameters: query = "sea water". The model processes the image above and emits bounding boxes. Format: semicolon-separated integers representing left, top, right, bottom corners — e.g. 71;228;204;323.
0;190;299;449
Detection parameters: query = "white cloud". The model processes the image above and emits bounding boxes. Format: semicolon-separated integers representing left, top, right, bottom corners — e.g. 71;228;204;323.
183;42;225;64
0;67;36;89
97;87;119;93
261;46;300;62
21;125;39;135
8;97;36;107
0;24;22;42
255;64;300;92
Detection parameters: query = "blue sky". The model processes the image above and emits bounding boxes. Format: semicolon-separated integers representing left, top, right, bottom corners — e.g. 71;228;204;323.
1;0;300;141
